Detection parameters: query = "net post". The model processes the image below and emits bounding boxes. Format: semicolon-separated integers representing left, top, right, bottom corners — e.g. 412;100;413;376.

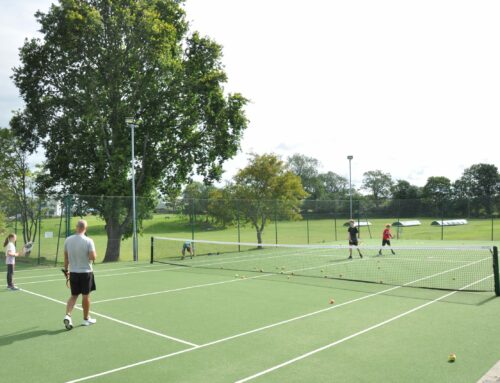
150;236;154;264
493;246;500;296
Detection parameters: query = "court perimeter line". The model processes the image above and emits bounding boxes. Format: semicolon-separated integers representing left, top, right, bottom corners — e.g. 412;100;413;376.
234;275;493;382
20;288;199;347
63;258;490;383
91;257;360;304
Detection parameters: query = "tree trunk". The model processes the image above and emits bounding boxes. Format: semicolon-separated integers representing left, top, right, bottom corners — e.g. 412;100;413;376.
256;228;263;247
103;218;123;262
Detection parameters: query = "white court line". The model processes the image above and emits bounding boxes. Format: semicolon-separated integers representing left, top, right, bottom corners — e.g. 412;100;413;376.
14;264;159;280
89;254;490;305
91;257;358;304
15;246;332;286
92;276;263;304
234;275;493;383
16;266;187;286
63;258;491;383
20;288;199;347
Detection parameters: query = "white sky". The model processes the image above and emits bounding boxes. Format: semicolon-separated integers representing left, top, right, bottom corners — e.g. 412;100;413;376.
1;0;499;188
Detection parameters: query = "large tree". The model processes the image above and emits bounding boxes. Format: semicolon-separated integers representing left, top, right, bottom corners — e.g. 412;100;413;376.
11;0;248;261
361;170;393;207
232;153;307;245
0;128;43;247
454;163;500;215
287;154;320;197
422;176;452;208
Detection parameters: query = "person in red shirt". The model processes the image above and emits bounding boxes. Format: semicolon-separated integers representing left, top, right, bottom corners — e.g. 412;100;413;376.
378;224;395;256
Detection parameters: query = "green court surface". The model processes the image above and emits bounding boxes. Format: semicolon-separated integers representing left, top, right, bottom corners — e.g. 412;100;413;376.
1;251;499;383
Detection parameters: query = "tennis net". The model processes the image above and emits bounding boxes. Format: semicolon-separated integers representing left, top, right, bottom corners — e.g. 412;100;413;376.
151;237;500;295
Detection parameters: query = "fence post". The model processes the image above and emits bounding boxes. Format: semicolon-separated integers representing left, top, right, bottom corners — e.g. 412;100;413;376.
54;210;63;266
306;215;310;244
150;237;154;264
492;215;495;242
65;194;72;238
37;201;42;265
191;198;195;241
237;200;241;252
493;246;499;296
274;201;278;245
440;201;444;241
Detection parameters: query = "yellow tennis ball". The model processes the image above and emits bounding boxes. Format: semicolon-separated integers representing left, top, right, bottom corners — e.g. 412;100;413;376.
448;353;456;362
329;298;335;304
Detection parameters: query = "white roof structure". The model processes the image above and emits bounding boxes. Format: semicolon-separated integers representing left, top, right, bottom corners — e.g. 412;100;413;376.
392;220;421;227
431;219;468;226
343;221;372;227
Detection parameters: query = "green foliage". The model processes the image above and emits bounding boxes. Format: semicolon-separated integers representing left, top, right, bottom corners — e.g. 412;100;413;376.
454;164;500;215
232;153;308;243
0;128;43;245
11;0;247;261
362;170;394;205
422;176;452;202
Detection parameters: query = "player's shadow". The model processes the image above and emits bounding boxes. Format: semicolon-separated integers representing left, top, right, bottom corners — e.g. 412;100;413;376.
0;327;67;346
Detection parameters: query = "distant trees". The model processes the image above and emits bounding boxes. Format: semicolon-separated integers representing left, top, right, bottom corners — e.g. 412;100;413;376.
0;128;42;246
232;154;307;244
361;170;393;207
453;164;500;215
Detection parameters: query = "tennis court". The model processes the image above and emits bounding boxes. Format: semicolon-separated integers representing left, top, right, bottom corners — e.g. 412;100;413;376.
1;241;500;382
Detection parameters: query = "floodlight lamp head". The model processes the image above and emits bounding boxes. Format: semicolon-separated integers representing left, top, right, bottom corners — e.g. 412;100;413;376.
125;117;136;125
347;155;353;160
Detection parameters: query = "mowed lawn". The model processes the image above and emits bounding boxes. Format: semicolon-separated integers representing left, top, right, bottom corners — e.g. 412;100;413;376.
3;214;498;265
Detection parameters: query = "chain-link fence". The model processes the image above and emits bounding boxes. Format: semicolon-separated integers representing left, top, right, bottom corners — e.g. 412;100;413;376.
1;194;499;266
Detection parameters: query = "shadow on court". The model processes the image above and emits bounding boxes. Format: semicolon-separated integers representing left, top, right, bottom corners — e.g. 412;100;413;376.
0;327;67;346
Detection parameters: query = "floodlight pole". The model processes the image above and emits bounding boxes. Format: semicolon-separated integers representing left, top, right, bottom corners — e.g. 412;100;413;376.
347;155;353;219
126;117;139;262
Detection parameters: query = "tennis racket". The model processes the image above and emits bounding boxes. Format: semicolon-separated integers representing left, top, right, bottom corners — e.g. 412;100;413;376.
22;241;34;256
61;269;70;288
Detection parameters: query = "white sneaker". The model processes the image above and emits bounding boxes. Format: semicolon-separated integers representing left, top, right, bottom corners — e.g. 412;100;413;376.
82;317;97;326
64;315;73;330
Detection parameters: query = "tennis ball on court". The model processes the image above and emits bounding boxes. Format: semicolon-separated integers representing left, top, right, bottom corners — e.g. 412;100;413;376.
329;298;335;304
339;274;343;278
448;353;456;362
235;274;239;278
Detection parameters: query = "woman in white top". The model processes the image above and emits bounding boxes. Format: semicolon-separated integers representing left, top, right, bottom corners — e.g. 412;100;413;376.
4;233;19;290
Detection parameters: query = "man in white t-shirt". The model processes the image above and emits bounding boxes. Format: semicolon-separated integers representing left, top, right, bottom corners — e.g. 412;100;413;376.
63;220;97;330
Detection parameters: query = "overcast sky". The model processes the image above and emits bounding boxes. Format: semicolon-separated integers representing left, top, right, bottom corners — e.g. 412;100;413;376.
1;0;499;188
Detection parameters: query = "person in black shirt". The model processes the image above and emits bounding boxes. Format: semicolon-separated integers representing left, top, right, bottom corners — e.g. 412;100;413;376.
347;220;363;259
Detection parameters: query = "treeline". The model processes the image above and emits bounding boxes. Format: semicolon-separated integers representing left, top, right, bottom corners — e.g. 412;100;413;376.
178;154;500;225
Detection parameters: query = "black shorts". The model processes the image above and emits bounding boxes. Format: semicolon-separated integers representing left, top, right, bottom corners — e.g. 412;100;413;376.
382;239;391;246
349;240;358;246
69;272;96;296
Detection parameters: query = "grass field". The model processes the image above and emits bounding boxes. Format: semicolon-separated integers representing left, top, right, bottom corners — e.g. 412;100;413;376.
1;249;499;382
3;214;500;264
